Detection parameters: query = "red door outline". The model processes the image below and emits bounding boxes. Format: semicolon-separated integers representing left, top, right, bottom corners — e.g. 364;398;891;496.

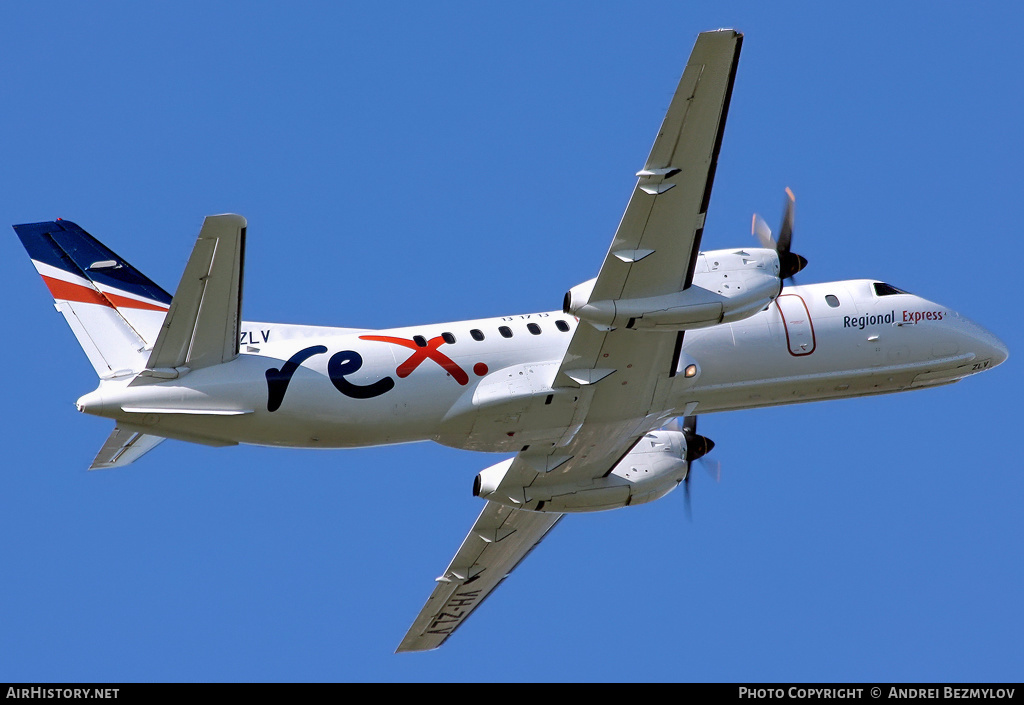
776;294;816;356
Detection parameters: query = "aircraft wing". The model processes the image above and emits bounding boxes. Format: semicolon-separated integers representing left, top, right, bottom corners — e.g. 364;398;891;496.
592;28;740;303
401;30;741;651
145;214;247;373
547;29;742;474
398;417;660;651
398;501;562;652
558;28;741;387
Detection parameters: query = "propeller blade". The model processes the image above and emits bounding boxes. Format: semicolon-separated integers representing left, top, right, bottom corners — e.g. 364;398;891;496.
683;468;693;522
698;456;722;483
751;213;775;249
682;415;715;462
752;188;805;281
770;187;807;281
776;187;795;253
676;415;715;521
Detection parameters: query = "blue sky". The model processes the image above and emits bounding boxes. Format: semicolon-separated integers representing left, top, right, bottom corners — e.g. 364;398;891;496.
2;3;1021;682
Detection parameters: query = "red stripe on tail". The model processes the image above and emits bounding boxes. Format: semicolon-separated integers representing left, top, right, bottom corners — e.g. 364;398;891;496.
42;275;169;311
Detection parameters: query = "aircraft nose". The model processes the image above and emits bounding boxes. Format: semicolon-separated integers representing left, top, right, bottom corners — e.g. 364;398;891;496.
958;314;1008;369
985;332;1009;368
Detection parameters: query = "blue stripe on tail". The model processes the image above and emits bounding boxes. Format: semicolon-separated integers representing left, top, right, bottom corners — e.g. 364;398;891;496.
14;220;172;305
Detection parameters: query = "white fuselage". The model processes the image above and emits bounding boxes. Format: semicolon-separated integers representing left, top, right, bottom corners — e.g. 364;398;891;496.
75;279;1008;453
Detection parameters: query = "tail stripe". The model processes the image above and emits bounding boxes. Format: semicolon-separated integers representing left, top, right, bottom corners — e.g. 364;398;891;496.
15;219;173;375
14;220;172;306
41;274;110;307
40;275;170;312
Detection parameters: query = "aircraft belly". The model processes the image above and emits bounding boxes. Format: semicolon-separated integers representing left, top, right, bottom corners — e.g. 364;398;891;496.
691;367;931;413
434;360;580;452
441;395;579;452
201;340;571;450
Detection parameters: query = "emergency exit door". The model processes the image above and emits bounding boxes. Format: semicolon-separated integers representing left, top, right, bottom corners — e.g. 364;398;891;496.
776;294;816;356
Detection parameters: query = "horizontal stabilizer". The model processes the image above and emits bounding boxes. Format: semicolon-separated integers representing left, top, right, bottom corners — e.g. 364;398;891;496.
90;425;166;469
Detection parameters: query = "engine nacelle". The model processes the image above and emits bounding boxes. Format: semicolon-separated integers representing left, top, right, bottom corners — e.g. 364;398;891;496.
474;430;694;513
564;248;781;331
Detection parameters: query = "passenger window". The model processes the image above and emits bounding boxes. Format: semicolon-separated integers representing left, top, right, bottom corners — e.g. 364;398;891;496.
413;335;427;347
527;323;541;335
555;320;570;332
825;295;840;308
441;332;456;345
470;329;485;341
499;326;513;338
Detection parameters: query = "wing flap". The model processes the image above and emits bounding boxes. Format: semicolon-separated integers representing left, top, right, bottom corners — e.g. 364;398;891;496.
146;214;246;372
397;501;562;652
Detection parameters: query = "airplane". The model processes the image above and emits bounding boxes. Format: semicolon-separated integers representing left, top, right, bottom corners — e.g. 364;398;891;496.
13;29;1008;652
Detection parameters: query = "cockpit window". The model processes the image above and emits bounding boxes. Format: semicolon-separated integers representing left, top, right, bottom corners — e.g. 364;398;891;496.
825;294;840;308
873;282;911;297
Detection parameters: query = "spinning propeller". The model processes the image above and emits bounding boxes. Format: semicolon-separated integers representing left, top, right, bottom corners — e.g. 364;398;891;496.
665;416;719;520
752;187;808;283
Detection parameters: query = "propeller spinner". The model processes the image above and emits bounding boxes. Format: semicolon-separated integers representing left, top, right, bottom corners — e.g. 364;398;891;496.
752;187;808;281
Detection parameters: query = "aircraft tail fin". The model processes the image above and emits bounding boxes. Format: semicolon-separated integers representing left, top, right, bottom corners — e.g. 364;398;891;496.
13;220;173;379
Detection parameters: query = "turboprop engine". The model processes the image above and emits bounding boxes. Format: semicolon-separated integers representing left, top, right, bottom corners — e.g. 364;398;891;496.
563;247;782;331
473;428;714;513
